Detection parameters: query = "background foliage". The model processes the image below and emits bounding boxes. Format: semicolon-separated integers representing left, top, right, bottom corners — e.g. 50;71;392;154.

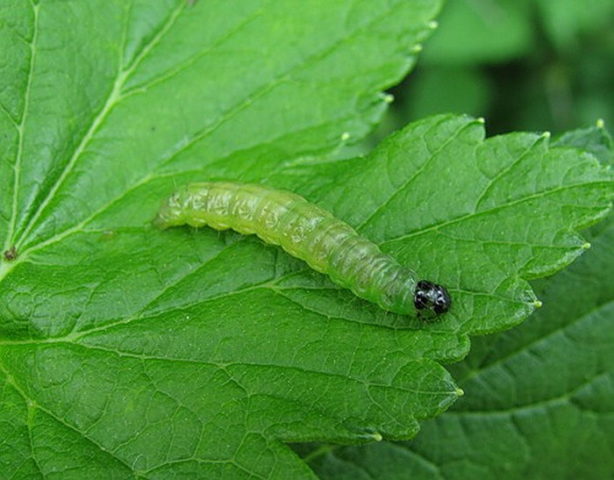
367;0;614;144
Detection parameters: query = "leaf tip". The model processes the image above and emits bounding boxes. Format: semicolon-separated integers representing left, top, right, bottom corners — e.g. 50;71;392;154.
476;117;485;124
596;118;605;129
582;242;592;250
455;387;465;397
341;131;351;141
411;44;423;53
428;20;438;30
541;131;551;139
533;299;543;309
383;93;394;104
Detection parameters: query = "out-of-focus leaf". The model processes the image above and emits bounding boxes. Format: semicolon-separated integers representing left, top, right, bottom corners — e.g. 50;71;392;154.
537;0;614;51
422;0;533;65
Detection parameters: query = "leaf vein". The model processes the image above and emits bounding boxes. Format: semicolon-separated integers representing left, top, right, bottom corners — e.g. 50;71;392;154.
4;1;39;254
382;181;612;246
13;2;187;250
356;116;478;231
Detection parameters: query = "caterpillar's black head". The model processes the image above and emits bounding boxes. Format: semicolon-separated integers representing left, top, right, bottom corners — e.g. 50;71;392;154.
414;280;451;319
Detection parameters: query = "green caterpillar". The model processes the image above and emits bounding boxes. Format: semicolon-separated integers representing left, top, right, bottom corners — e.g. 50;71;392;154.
154;182;451;318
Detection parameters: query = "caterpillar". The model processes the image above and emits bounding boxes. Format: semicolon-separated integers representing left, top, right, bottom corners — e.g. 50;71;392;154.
154;182;451;318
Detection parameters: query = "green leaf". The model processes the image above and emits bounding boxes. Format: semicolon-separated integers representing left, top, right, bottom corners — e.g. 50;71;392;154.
304;125;614;479
420;0;614;65
273;116;612;335
1;2;613;479
403;66;492;120
555;121;614;166
536;0;614;51
0;0;441;255
421;0;534;65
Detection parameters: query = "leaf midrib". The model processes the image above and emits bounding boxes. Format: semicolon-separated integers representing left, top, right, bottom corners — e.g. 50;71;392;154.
11;1;187;251
3;1;39;257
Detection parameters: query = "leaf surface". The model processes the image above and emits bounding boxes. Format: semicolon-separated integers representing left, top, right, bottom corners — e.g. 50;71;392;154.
1;2;613;479
304;124;614;479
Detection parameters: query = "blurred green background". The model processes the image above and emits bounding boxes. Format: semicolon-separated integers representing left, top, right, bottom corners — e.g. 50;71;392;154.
374;0;614;141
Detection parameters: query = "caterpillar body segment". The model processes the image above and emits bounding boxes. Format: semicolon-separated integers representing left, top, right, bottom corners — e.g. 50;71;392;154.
155;181;451;318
